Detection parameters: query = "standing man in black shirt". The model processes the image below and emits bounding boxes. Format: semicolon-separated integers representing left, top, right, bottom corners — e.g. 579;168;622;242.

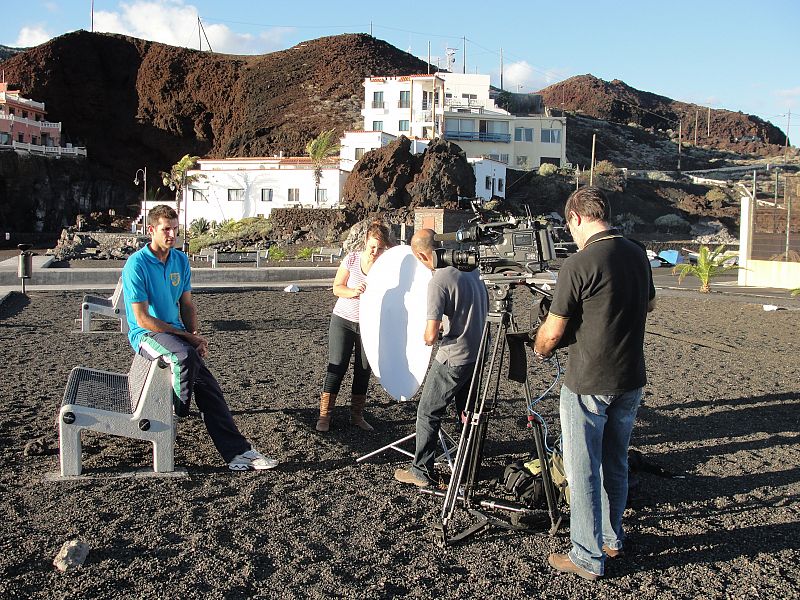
533;186;656;581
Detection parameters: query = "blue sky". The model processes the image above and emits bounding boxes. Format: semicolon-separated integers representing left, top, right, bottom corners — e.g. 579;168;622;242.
2;0;798;135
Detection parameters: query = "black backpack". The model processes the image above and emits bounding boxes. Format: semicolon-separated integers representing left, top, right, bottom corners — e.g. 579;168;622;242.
503;444;570;509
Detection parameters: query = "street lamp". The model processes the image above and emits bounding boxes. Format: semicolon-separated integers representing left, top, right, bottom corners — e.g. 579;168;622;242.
134;167;147;232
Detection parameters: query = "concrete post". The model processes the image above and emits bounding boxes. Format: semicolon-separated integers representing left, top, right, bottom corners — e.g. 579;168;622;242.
738;194;754;286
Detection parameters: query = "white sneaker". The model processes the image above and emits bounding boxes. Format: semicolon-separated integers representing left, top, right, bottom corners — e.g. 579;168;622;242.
228;449;278;471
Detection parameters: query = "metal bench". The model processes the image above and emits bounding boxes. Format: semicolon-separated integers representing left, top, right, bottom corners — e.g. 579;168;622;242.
80;277;128;333
312;247;344;263
58;353;175;476
191;247;214;263
211;249;268;268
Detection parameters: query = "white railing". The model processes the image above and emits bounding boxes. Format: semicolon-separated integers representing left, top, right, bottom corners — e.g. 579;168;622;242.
0;113;61;130
0;92;45;111
413;110;433;123
9;141;87;157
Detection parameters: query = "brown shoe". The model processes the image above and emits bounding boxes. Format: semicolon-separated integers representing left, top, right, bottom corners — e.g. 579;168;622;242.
393;467;431;488
547;553;600;581
349;394;374;431
603;544;624;559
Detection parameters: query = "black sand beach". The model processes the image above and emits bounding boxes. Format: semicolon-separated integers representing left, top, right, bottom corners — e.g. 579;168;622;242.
0;288;798;598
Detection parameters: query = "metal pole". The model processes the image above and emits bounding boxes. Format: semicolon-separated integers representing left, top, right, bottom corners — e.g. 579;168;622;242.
500;47;503;91
694;110;698;146
707;106;711;137
463;36;466;74
143;166;147;225
677;119;682;171
785;178;792;261
785;110;791;165
590;134;596;186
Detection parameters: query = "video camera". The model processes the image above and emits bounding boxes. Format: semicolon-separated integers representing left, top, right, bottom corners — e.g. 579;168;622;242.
433;202;556;275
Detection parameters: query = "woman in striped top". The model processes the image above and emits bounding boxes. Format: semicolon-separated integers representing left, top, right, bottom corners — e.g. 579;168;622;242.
316;221;394;432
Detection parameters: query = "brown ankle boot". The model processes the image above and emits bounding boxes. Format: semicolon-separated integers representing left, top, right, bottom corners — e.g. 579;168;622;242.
350;394;373;431
316;392;336;432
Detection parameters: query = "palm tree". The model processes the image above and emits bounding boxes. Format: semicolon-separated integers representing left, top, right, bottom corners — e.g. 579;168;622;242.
160;154;200;213
672;245;741;293
305;129;339;205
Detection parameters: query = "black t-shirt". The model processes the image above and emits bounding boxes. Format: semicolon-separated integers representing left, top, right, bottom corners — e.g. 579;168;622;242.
549;229;655;395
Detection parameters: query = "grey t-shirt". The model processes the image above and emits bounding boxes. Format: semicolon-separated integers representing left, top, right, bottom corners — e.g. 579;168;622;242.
427;267;488;366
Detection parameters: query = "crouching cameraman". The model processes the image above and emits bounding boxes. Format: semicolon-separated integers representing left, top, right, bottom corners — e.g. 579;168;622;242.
532;186;656;581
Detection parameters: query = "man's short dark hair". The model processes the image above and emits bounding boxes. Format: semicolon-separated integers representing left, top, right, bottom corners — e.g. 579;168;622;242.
565;186;610;222
148;204;178;225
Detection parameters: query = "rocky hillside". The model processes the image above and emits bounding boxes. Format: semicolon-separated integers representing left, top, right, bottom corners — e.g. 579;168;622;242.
0;31;434;178
538;75;788;156
0;44;22;61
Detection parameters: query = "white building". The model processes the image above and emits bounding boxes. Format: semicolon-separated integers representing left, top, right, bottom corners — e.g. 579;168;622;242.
183;156;345;224
361;72;566;170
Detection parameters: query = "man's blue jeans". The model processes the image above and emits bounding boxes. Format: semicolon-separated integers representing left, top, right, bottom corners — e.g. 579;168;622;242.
410;360;475;481
559;384;642;576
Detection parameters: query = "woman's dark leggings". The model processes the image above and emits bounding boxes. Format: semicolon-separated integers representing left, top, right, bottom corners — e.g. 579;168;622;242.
323;314;371;395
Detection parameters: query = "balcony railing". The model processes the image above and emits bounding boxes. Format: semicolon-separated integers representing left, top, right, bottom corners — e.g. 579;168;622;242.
443;131;511;143
397;101;411;108
0;113;61;130
371;101;385;109
8;140;87;157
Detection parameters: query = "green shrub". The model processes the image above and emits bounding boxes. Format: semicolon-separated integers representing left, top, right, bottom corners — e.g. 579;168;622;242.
538;163;558;177
269;246;288;261
594;160;617;176
672;245;741;293
188;233;214;255
296;247;314;260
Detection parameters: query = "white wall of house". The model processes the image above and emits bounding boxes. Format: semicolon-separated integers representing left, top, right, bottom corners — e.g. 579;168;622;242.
361;72;567;170
183;158;345;225
468;158;507;200
339;130;397;171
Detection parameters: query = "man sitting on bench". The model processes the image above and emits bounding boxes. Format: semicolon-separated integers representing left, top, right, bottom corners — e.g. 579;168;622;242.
122;204;278;472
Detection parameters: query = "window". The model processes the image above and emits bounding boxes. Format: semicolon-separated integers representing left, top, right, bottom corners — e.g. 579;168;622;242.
316;188;328;203
22;110;28;119
372;121;383;132
514;127;534;142
228;189;245;202
192;189;207;202
7;108;14;116
399;120;410;132
497;178;504;192
18;132;24;143
516;155;529;168
354;148;365;160
461;93;477;102
485;176;492;191
542;129;562;144
288;188;300;203
261;188;273;202
488;153;509;164
399;90;411;108
372;91;384;109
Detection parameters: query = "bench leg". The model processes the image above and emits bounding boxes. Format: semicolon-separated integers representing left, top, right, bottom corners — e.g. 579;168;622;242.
80;305;91;332
152;426;175;473
59;420;83;477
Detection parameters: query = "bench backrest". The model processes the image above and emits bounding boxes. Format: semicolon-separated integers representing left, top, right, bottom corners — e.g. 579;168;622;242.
319;247;342;256
216;251;257;262
127;353;154;412
110;277;125;308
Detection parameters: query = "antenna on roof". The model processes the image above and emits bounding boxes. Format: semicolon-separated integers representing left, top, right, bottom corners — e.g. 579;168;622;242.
445;48;457;72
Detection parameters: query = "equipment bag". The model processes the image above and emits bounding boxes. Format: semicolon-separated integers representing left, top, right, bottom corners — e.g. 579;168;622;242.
503;444;569;509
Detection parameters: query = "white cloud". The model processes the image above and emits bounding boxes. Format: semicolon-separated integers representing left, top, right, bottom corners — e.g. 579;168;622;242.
494;61;568;92
15;25;53;47
93;0;293;54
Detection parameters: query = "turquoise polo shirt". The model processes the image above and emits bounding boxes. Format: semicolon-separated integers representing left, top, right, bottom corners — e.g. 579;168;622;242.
122;244;192;351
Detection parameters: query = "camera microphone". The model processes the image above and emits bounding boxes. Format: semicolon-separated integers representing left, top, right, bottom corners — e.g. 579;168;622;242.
433;231;459;242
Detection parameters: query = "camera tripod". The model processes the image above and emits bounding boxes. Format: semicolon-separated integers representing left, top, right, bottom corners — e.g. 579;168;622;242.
422;274;563;545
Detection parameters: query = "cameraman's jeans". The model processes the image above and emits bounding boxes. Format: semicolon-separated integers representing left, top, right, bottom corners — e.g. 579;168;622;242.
560;384;642;576
410;360;475;481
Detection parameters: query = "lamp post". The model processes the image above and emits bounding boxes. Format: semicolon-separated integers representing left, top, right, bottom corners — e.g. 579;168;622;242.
134;167;147;232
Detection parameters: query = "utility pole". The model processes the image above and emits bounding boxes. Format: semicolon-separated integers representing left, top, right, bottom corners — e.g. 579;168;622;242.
91;0;94;32
369;22;372;36
500;47;503;91
785;109;791;165
694;109;698;146
198;16;202;51
463;36;466;74
590;134;597;186
428;41;431;74
707;106;711;138
677;118;682;171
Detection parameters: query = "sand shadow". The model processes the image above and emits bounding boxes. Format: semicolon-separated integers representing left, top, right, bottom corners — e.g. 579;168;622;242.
0;291;31;322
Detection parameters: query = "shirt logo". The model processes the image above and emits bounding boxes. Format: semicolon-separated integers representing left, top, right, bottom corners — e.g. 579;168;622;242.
170;272;181;287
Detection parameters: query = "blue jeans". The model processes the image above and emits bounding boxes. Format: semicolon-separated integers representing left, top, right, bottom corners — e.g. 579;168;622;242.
410;360;475;481
559;384;642;576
